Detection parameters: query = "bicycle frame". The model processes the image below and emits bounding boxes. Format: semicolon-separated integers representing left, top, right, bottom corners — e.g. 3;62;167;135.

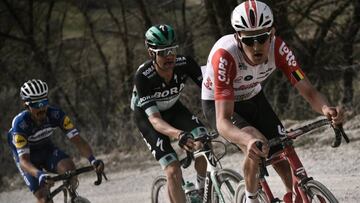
193;143;228;203
260;142;312;203
258;118;349;203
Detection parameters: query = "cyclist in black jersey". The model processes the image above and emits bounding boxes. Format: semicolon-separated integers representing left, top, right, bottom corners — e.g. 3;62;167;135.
131;24;208;203
7;79;104;203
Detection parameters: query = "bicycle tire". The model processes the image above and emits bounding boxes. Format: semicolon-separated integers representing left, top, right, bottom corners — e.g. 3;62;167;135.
151;175;169;203
211;168;243;203
303;180;338;203
234;180;268;203
71;196;91;203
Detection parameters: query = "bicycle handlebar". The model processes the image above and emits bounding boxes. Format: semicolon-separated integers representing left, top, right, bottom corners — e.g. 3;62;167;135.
179;131;223;169
268;118;350;148
48;166;107;186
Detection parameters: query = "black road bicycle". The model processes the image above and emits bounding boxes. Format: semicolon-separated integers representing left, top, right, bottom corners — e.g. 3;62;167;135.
47;165;107;203
151;132;243;203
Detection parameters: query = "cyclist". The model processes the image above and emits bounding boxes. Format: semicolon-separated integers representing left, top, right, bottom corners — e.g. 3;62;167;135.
131;24;208;203
7;79;104;203
201;1;344;203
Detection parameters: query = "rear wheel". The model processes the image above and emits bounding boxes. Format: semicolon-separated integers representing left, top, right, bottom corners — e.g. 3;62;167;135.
151;176;169;203
303;180;338;203
234;180;268;203
211;169;243;203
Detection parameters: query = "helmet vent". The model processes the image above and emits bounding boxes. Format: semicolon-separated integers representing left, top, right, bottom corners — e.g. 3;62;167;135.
259;13;264;27
152;32;162;42
241;16;248;28
249;9;256;27
262;20;272;27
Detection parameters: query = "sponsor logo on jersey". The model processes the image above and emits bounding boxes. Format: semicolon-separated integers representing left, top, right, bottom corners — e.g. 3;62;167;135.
28;127;54;142
153;83;185;98
204;77;213;90
176;57;187;66
244;75;253;81
217;57;230;85
233;76;243;83
142;66;155;77
238;62;247;70
63;116;74;130
279;42;297;67
14;134;27;148
234;82;259;90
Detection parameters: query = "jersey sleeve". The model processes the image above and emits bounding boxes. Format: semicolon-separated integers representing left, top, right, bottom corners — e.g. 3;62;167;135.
183;56;203;87
211;49;237;100
10;118;30;157
55;109;80;139
134;72;159;116
274;37;306;85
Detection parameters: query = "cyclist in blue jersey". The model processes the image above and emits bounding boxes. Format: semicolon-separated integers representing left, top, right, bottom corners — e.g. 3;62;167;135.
7;79;104;203
131;24;208;203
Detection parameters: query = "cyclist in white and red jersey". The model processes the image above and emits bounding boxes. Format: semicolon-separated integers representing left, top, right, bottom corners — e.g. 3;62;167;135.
201;1;344;203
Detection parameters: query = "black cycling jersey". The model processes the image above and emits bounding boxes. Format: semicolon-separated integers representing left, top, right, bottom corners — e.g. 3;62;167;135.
131;55;202;116
131;55;208;169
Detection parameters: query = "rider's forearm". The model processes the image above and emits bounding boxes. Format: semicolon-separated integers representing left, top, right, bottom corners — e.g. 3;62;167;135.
149;116;182;139
71;135;94;160
300;89;330;115
217;118;253;146
19;154;41;177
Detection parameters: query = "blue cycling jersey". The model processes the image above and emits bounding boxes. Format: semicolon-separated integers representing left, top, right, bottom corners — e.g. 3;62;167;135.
7;106;79;161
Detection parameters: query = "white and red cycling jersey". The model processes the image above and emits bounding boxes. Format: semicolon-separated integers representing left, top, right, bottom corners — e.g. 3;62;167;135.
201;34;305;101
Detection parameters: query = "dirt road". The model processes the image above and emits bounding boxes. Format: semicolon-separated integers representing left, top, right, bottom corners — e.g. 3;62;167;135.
1;119;359;203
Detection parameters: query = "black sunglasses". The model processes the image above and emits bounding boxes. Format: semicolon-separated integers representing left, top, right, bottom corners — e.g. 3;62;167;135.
238;31;271;47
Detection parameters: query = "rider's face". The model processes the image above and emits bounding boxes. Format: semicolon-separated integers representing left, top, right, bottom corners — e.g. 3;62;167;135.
27;100;49;124
156;53;176;71
149;46;178;71
237;28;274;65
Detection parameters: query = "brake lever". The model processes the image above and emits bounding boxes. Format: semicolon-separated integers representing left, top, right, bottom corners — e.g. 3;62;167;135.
94;171;103;186
331;124;350;148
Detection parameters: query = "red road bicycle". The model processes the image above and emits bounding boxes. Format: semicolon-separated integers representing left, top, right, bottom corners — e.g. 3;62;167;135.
234;118;349;203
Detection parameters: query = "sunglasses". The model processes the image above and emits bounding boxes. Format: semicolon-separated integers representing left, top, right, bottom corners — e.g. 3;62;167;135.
26;99;49;109
238;31;272;47
150;45;178;57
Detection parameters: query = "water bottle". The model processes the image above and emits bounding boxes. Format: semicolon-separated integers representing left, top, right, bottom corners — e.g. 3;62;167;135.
183;181;202;203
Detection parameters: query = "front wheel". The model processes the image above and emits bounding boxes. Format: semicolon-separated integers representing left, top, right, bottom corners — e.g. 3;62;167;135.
303;180;338;203
234;180;268;203
211;168;243;203
70;196;91;203
151;176;168;203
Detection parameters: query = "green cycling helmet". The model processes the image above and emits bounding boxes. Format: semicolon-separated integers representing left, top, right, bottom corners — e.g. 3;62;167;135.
145;24;176;49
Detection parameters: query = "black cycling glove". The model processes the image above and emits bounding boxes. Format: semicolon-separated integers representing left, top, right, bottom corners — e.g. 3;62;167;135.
178;131;194;149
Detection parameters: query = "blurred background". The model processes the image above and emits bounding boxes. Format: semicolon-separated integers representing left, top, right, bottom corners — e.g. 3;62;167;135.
0;0;359;189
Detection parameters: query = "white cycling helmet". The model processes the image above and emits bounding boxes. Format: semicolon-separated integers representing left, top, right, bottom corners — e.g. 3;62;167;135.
20;79;48;102
231;0;274;32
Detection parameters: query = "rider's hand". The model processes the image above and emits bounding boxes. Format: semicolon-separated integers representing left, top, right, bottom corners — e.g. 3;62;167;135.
178;131;195;152
37;171;54;187
88;155;105;173
247;139;269;162
91;159;105;173
322;105;344;126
